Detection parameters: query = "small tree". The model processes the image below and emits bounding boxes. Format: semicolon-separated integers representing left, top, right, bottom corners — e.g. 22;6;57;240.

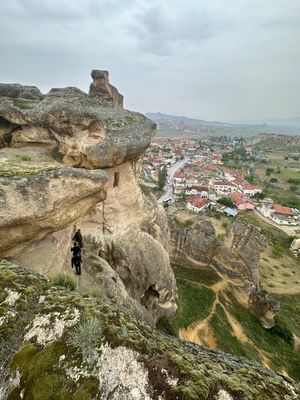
158;165;167;191
217;197;234;208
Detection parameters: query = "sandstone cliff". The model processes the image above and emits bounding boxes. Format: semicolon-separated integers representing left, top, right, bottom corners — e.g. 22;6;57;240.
0;261;299;400
170;219;279;328
0;72;176;325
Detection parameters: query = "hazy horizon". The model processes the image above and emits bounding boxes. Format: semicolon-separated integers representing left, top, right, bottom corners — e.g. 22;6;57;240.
0;0;299;122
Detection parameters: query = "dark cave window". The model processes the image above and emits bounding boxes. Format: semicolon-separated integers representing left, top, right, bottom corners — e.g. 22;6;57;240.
113;172;120;188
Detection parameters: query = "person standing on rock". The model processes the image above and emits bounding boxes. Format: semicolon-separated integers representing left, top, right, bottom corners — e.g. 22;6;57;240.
71;242;81;269
73;252;82;276
73;229;83;248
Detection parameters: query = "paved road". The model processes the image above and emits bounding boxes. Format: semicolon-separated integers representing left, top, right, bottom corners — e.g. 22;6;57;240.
158;157;189;203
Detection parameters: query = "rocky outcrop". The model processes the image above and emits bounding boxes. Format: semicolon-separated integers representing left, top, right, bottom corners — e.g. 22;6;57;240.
170;219;279;327
0;73;175;325
0;80;155;168
249;289;280;329
170;220;267;293
290;238;300;257
214;221;268;294
0;261;299;400
89;69;123;107
79;162;177;324
0;83;44;100
0;167;107;258
170;219;216;266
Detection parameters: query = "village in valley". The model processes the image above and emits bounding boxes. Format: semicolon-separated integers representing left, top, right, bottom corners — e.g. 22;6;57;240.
141;135;300;232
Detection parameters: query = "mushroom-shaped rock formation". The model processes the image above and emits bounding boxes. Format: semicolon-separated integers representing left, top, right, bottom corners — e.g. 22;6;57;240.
0;72;176;326
0;78;155;169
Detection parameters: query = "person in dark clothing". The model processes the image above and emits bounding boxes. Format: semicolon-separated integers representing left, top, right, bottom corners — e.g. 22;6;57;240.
71;242;81;269
74;255;82;275
73;229;83;248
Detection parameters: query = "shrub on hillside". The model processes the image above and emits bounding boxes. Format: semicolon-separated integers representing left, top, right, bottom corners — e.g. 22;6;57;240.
67;317;104;360
271;245;284;257
269;318;294;346
50;272;77;291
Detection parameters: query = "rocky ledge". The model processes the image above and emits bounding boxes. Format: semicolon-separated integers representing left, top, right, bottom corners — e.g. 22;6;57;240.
0;261;299;400
0;71;155;169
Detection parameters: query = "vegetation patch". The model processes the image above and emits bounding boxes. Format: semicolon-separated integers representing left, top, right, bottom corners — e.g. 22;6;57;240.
169;277;215;330
67;316;104;360
172;264;220;286
50;272;77;291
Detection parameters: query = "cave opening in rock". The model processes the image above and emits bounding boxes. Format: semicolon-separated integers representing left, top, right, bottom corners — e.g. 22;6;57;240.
113;172;120;188
0;116;21;146
141;284;160;310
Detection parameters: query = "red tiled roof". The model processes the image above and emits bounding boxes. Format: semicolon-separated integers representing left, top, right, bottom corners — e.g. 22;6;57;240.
187;196;209;209
273;204;292;215
231;191;245;204
242;184;262;190
174;171;185;178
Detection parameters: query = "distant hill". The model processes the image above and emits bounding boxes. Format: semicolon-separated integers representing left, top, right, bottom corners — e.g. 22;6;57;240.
252;133;300;150
146;112;300;137
265;117;300;128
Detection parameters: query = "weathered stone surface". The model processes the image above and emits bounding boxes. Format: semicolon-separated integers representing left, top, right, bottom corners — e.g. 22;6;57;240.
170;219;279;327
290;238;300;257
89;69;123;108
0;83;44;100
0;84;155;168
80;162;177;323
0;261;299;400
249;289;281;329
170;219;216;266
0;167;107;258
215;220;268;293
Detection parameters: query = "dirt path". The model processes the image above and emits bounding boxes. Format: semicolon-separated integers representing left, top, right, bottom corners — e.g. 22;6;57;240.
294;334;300;351
179;277;273;369
179;280;228;348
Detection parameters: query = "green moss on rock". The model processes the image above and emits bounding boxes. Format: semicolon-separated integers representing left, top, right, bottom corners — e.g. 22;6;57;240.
0;261;299;400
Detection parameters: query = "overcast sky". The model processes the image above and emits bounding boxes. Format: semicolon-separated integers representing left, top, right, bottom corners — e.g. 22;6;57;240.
0;0;299;122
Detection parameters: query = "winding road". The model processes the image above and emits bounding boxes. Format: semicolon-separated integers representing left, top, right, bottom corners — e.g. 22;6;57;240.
158;157;189;203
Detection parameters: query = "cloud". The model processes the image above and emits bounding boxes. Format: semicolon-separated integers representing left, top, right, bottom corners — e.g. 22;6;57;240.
0;0;299;120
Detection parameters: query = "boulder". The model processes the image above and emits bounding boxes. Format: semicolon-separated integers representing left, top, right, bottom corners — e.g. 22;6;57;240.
290;238;300;257
89;69;123;107
249;289;281;329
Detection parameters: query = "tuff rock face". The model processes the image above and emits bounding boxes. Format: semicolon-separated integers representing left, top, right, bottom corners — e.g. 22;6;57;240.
0;167;107;258
0;261;299;400
89;69;123;108
0;74;175;325
170;219;279;327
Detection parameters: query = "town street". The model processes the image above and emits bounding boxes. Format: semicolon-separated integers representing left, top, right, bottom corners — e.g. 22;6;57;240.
158;157;189;203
